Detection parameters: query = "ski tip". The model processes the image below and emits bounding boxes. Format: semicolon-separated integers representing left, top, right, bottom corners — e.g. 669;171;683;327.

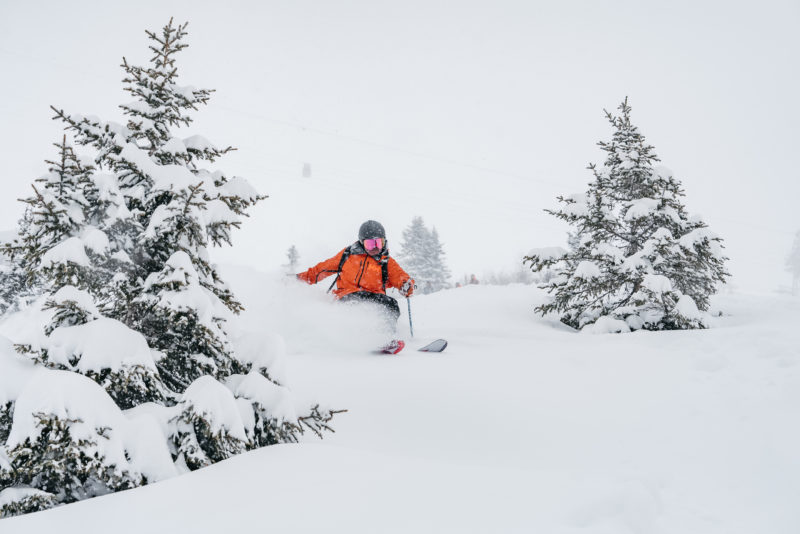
418;339;447;353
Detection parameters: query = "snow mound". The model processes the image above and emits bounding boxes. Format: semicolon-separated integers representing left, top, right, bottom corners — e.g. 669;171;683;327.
583;315;631;334
7;370;129;464
124;409;180;482
50;286;100;317
642;274;672;294
47;318;157;373
79;226;110;254
232;371;296;421
179;376;248;441
674;294;704;322
574;261;602;280
183;135;216;151
0;488;54;508
217;175;261;202
120;143;197;192
625;198;660;220
39;237;90;267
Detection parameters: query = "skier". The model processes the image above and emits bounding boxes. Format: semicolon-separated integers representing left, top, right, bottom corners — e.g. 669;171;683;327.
296;220;415;351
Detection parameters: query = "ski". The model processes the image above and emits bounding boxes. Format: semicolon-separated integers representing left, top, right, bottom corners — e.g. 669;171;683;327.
376;340;405;355
374;339;447;355
418;339;447;353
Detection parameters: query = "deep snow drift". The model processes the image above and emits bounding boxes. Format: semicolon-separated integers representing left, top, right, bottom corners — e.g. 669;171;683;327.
3;268;799;533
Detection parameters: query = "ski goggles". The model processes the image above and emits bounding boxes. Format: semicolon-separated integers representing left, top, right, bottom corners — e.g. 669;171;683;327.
363;238;384;251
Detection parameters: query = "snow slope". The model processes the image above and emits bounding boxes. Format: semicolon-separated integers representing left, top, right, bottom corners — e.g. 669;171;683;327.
4;269;799;533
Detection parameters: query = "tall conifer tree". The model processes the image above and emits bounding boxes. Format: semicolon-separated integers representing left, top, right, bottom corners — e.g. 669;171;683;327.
398;216;451;293
51;19;263;391
525;99;729;331
0;20;340;517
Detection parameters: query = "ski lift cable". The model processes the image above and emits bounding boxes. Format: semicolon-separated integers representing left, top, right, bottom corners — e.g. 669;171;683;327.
256;149;797;239
219;105;798;237
251;166;569;233
258;161;549;216
2;49;793;240
215;103;567;189
257;155;758;242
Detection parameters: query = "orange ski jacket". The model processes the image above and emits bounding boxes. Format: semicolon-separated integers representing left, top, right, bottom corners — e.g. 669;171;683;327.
297;242;413;298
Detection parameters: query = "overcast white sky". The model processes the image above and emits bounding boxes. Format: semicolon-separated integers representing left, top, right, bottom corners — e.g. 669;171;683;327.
1;0;798;292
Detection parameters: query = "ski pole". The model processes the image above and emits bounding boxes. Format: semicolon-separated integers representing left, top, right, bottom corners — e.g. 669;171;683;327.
407;298;414;338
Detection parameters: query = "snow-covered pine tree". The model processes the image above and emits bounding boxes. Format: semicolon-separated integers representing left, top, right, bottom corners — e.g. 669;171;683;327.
50;19;262;393
787;230;800;295
286;245;300;272
524;98;729;331
398;217;429;292
0;19;341;517
428;228;451;291
51;15;338;426
398;216;451;293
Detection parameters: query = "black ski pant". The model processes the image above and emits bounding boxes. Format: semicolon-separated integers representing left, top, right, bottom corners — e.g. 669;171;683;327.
339;291;400;332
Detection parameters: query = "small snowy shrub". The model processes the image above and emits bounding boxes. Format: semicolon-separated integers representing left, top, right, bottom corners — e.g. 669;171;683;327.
525;99;729;331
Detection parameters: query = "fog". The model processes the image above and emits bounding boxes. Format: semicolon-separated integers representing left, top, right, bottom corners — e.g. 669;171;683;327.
1;0;797;292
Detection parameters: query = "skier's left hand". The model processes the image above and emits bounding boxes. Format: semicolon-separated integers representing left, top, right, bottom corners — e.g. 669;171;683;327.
400;279;415;297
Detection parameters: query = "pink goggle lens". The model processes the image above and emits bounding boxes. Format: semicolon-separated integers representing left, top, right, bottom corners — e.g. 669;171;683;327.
364;238;383;251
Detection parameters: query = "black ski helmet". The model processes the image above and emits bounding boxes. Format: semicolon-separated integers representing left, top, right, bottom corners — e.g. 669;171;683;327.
358;220;386;241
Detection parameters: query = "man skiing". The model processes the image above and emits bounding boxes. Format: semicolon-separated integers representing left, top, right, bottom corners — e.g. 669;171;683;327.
296;220;415;352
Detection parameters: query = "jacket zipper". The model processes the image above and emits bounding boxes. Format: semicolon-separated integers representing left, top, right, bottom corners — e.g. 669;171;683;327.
354;256;368;287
